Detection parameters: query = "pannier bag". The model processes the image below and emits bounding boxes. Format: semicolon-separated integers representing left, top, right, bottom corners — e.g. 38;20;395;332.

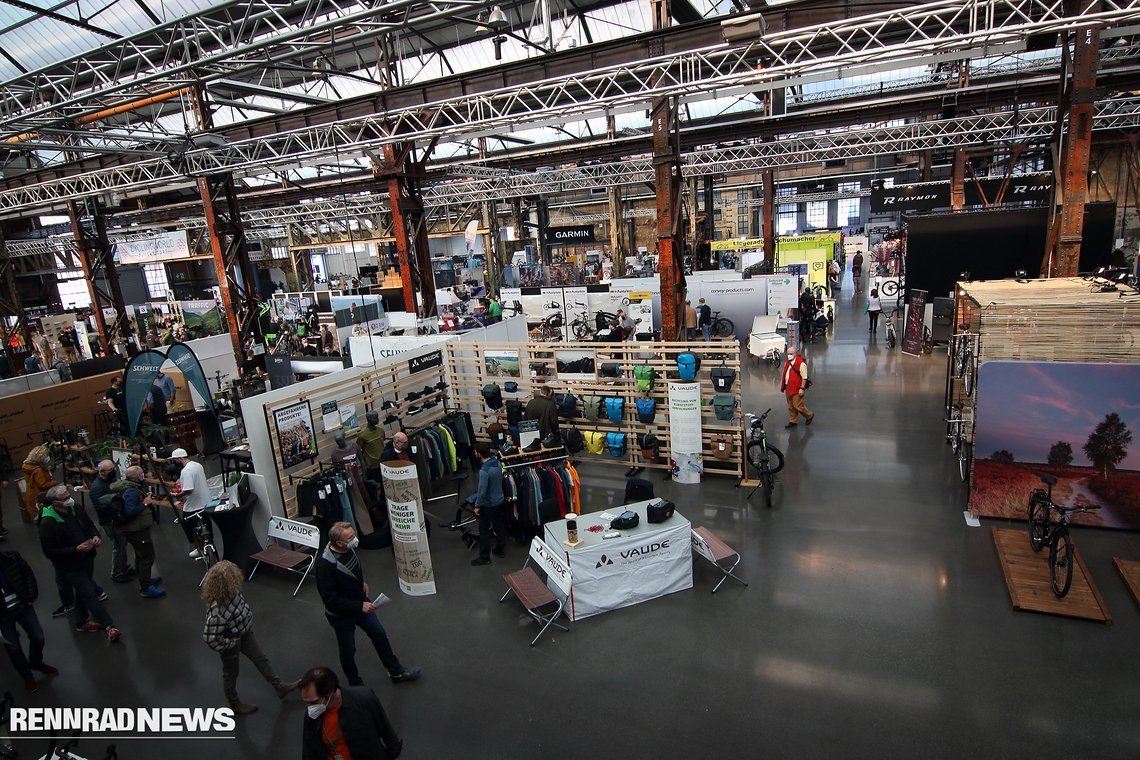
582;395;602;421
638;433;660;460
710;367;737;392
646;499;675;523
556;393;578;418
506;400;524;427
482;383;503;410
562;428;585;454
600;363;622;378
605;432;627;458
633;365;655;392
712;394;737;421
584;431;607;455
610;510;640;530
504;381;519;393
604;396;624;423
710;433;733;460
676;352;701;381
635;397;656;423
487;422;506;447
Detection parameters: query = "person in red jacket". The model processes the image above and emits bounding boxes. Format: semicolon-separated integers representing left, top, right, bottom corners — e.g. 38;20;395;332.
780;344;815;428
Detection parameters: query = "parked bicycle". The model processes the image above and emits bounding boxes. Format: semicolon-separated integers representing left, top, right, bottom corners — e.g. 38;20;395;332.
885;312;898;349
946;403;972;482
1027;474;1100;597
745;409;785;509
952;324;976;397
710;310;735;338
184;509;220;579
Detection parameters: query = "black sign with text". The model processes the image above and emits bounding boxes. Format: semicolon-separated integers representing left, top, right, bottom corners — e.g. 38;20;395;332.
902;289;928;357
964;176;1053;206
871;183;951;212
408;349;443;375
545;225;596;244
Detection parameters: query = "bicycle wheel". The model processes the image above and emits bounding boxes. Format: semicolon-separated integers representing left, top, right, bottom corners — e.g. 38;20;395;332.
203;543;220;569
954;339;967;378
572;321;591;340
958;442;972;482
748;441;785;475
761;469;774;509
881;279;899;297
1049;530;1074;597
964;361;974;397
453;506;480;536
715;318;734;338
948;408;962;454
887;329;897;349
1027;495;1048;552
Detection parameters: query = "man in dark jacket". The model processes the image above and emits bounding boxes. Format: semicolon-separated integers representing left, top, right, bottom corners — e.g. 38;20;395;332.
697;298;712;341
0;551;58;693
524;385;559;440
89;460;135;584
468;443;506;567
300;666;402;760
315;522;420;686
38;485;121;642
111;466;165;599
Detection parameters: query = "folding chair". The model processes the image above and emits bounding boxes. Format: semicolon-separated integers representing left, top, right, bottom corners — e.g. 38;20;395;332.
500;537;573;646
691;526;747;593
623;478;655;503
248;517;320;596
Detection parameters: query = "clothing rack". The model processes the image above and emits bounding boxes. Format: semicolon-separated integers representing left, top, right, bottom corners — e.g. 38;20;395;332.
502;452;569;470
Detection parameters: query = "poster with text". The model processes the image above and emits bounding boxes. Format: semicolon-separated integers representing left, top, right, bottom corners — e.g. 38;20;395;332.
766;276;799;319
274;401;317;469
901;289;927;356
380;461;437;595
320;400;341;433
668;381;703;483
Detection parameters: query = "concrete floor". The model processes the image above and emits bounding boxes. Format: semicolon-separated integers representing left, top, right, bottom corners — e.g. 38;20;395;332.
4;272;1140;759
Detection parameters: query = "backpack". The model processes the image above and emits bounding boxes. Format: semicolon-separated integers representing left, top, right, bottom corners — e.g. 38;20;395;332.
606;432;627;458
712;394;737;421
633;365;655;392
555;393;578;418
638;433;660;460
710;367;736;392
635;397;656;423
676;352;701;381
585;430;606;455
710;433;734;460
506;399;523;427
562;428;585;454
105;492;133;527
600;363;621;378
482;383;503;410
583;395;602;421
604;396;624;423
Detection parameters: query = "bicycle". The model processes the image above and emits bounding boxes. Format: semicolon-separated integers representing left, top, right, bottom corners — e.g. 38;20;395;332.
946;403;972;482
184;509;220;580
1027;474;1100;597
710;310;735;338
745;409;785;509
567;309;594;340
885;312;897;349
952;324;976;397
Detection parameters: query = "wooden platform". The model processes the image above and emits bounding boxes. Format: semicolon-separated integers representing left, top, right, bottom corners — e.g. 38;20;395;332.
1113;558;1140;610
991;527;1111;624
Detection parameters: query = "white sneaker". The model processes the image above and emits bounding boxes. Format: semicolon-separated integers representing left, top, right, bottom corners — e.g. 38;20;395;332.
188;549;202;559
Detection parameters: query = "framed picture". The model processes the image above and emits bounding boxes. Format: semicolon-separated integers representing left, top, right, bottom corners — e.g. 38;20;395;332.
485;350;521;378
556;350;596;380
274;400;318;469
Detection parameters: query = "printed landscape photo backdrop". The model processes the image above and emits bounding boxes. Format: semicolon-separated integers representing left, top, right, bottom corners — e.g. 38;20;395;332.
970;361;1140;529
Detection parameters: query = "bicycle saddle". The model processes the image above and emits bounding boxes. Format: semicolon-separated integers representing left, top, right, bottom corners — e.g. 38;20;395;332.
1039;474;1057;486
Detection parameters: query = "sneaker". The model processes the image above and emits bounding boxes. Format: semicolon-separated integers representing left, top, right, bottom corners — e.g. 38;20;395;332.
230;703;258;715
389;667;422;684
139;585;167;599
105;626;121;642
470;557;492;566
274;680;300;699
32;663;59;675
24;678;37;694
75;621;101;633
189;549;202;559
52;604;75;618
522;439;543;452
97;590;108;602
805;415;814;426
784;422;797;429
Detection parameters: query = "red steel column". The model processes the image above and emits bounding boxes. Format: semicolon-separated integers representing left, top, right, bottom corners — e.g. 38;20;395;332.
382;143;436;318
651;0;685;340
67;197;129;354
1054;21;1100;277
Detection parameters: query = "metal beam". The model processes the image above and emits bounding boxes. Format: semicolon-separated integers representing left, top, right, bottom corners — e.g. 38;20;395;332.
652;0;684;341
0;229;30;370
381;144;436;318
66;197;128;354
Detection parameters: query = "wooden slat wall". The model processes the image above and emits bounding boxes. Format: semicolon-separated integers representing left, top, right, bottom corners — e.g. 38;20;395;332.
446;339;745;479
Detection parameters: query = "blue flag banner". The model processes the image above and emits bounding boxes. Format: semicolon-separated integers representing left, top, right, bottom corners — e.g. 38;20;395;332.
166;342;216;415
124;349;168;436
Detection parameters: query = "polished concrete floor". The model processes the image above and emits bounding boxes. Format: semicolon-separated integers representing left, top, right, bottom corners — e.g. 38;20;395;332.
4;272;1140;759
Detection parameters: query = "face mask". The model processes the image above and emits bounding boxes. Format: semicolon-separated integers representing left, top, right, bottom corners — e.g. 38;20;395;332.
306;700;327;719
62;498;76;509
345;537;360;551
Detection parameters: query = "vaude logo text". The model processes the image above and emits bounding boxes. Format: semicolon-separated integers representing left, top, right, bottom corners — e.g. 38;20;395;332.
618;540;671;561
9;707;236;733
595;554;614;568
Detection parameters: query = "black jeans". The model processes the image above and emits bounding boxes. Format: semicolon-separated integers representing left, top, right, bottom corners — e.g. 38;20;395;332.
55;555;104;608
326;611;402;684
0;605;45;680
122;527;156;591
477;504;507;560
219;630;280;705
58;563;113;629
869;310;881;332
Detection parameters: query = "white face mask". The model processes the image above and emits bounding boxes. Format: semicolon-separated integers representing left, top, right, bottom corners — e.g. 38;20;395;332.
62;498;76;509
306;700;327;719
345;537;360;551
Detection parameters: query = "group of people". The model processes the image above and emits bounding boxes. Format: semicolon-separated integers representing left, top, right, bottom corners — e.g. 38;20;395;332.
682;297;713;340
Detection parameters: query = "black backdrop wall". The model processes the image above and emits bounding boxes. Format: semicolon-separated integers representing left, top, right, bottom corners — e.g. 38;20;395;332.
905;203;1115;300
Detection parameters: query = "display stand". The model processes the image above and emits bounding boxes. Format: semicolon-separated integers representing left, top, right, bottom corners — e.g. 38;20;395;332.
991;527;1111;624
446;339;744;479
1113;558;1140;609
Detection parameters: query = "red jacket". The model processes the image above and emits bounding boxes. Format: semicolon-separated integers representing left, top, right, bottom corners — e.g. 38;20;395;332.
781;355;808;395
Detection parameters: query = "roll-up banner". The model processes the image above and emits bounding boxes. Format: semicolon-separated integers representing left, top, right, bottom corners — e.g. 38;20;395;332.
124;349;168;436
668;381;703;484
902;289;928;357
166;342;216;414
380;461;437;596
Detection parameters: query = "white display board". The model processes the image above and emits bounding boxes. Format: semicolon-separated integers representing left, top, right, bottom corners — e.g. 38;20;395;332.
668;381;703;483
766;275;799;319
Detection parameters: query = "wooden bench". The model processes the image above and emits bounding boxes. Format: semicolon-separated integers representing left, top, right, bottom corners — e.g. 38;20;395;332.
500;537;573;646
248;516;320;596
691;526;747;593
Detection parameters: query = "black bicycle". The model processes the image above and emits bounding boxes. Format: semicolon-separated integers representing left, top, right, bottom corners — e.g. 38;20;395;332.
952;324;976;397
710;310;735;338
946;403;972;482
745;409;785;508
1027;474;1100;597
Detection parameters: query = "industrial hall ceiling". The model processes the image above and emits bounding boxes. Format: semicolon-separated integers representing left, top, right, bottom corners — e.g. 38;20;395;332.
0;0;1139;253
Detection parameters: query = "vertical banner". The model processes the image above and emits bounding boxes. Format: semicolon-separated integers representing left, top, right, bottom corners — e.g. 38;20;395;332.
902;288;928;357
123;349;167;435
73;321;94;361
273;401;317;469
166;342;216;413
380;461;437;596
667;381;703;483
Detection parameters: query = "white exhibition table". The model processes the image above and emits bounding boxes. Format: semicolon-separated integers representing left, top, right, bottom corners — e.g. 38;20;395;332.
543;500;693;621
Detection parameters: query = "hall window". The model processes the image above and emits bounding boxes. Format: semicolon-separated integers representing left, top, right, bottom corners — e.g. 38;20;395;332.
777;204;797;235
838;197;861;226
143;263;171;300
805;201;828;229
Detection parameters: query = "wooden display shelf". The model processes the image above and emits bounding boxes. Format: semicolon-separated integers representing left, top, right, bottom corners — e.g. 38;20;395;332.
1112;558;1140;611
991;527;1111;624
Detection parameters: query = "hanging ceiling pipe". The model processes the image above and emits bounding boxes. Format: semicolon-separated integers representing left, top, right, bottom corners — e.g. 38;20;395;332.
4;87;190;143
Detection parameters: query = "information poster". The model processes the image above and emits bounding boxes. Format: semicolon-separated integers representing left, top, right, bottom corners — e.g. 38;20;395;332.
380;461;437;596
902;288;928;357
667;381;703;483
274;401;317;469
320;400;340;433
766;276;798;319
340;402;358;431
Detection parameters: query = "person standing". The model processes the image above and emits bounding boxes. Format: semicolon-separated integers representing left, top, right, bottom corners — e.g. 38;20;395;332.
321;325;335;355
488;295;503;320
524;386;559;440
828;258;841;297
867;288;883;334
202;560;298;715
147;378;168;427
104;375;128;434
299;666;403;760
798;285;817;343
315;521;420;686
852;251;864;290
38;486;121;642
21;445;56;524
111;466;165;599
23;353;43;375
155;370;176;407
468;443;506;567
380;432;411;463
780;344;814;429
171;448;212;558
89;460;135;584
697;298;712;341
683;300;698;340
0;550;58;693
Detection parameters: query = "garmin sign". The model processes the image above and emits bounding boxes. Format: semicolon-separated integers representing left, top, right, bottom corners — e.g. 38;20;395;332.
545;225;596;243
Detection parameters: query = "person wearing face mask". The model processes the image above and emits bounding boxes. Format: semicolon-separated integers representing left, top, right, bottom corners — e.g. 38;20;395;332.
380;431;411;462
89;460;134;584
300;665;402;760
38;486;121;642
315;522;420;687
